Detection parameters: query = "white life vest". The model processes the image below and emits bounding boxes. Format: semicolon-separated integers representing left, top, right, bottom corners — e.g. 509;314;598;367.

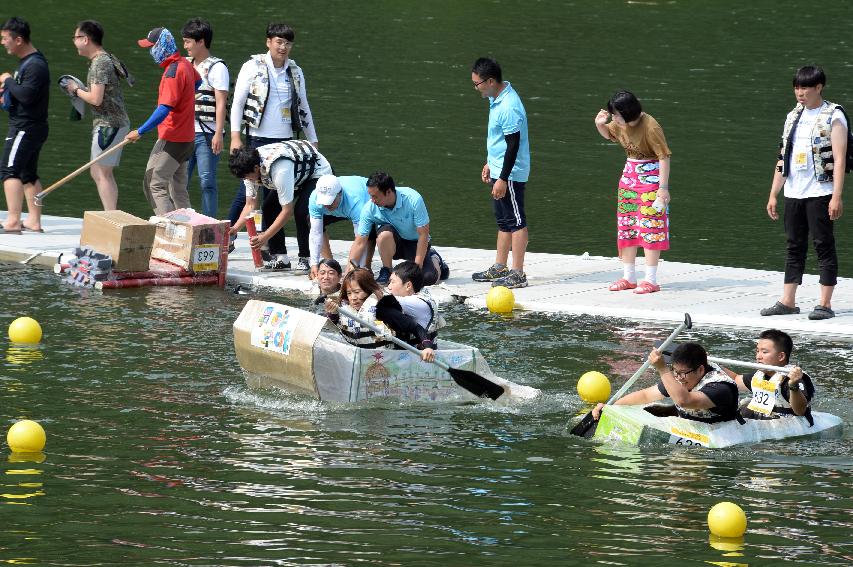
338;295;393;348
241;55;305;133
778;100;844;182
190;56;225;130
674;371;739;423
745;370;814;425
257;140;319;189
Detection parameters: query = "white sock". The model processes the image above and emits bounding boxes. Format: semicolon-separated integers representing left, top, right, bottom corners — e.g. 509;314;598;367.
645;265;658;285
623;263;636;283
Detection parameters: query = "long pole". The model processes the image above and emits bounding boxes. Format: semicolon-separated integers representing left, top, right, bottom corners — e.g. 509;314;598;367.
34;138;132;206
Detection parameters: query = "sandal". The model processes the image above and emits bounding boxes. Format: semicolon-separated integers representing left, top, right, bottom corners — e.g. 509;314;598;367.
808;305;835;320
609;278;637;291
633;280;661;294
760;301;799;316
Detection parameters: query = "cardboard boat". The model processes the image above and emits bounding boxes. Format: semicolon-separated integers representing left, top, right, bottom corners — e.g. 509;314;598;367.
593;404;843;448
233;299;539;403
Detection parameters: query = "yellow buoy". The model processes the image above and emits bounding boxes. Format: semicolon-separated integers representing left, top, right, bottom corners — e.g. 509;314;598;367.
7;420;46;453
8;317;42;344
577;371;611;403
486;286;515;314
708;502;747;538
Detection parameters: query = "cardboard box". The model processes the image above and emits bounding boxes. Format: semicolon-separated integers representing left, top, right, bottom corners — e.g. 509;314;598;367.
79;210;156;272
150;209;228;273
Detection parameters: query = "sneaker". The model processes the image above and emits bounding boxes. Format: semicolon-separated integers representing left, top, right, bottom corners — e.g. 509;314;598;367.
261;254;291;271
472;263;510;282
294;257;310;274
492;270;528;289
376;266;392;285
260;249;273;263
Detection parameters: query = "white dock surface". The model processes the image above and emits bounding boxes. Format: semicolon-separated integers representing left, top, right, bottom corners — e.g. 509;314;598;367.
1;214;850;341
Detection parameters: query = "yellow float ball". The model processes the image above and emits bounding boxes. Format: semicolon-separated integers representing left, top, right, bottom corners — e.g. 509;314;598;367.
6;420;46;453
708;502;747;538
8;317;42;344
577;371;611;403
486;286;515;314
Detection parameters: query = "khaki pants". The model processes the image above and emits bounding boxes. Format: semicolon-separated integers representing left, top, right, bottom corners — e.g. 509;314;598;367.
143;139;194;215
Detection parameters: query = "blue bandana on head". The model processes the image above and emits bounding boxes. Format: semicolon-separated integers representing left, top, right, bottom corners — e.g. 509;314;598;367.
150;28;176;64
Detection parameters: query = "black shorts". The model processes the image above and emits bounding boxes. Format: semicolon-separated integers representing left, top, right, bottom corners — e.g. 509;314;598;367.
1;125;49;184
490;178;527;232
377;224;439;284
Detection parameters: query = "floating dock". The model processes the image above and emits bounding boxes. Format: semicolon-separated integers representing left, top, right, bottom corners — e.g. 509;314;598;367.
1;213;850;341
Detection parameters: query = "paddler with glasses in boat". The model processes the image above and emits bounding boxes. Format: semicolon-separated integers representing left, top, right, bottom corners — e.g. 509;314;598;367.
591;343;740;424
723;329;815;424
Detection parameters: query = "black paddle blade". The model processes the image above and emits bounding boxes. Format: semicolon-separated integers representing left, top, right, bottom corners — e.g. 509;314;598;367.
569;411;599;438
448;368;505;400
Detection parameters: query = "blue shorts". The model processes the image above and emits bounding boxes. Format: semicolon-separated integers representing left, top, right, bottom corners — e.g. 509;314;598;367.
490;178;527;232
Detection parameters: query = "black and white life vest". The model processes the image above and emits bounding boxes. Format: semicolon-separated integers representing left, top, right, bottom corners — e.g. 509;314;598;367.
337;295;393;349
257;140;319;189
241;55;306;134
190;56;225;130
778;100;845;182
395;289;441;346
675;371;739;424
745;370;815;426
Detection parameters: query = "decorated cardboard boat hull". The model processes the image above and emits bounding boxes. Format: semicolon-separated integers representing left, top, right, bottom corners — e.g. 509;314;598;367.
594;404;843;448
233;300;539;403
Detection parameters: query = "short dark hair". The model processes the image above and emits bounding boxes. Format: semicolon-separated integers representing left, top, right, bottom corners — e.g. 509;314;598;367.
318;258;342;275
266;23;295;41
76;20;104;46
392;260;424;293
671;342;709;375
1;17;31;43
758;329;793;364
793;65;826;88
367;171;396;194
181;18;213;49
472;57;502;83
228;147;261;178
607;90;643;123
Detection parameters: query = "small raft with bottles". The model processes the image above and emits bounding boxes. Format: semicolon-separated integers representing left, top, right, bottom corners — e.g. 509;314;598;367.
233;299;539;403
592;403;843;448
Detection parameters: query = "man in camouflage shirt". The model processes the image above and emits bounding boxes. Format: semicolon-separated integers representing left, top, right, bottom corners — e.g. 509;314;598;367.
67;20;130;210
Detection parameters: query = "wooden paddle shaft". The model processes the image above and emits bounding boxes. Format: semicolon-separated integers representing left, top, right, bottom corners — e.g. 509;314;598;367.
34;138;132;204
337;305;449;370
707;355;788;374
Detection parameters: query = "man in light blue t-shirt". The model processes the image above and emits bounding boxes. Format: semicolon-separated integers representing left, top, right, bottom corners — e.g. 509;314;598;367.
347;171;448;286
307;174;375;279
470;57;530;289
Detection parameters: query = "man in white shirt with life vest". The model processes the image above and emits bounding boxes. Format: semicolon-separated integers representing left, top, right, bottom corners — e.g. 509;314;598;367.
762;65;847;320
725;329;814;424
226;23;318;272
228;141;331;270
181;18;228;219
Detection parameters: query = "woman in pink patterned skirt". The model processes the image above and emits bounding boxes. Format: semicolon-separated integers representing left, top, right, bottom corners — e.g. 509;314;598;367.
594;90;671;294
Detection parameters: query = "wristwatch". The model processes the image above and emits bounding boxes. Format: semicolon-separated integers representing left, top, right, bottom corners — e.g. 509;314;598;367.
789;381;804;391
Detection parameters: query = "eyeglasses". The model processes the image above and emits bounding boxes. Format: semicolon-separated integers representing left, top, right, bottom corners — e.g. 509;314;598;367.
72;35;86;40
472;77;489;89
670;365;700;379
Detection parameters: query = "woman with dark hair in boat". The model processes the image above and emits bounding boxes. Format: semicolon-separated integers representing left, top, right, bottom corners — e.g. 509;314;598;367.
592;343;740;424
324;267;392;349
724;329;815;425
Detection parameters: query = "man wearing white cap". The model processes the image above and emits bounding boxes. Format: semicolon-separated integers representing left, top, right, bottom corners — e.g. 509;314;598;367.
307;174;375;279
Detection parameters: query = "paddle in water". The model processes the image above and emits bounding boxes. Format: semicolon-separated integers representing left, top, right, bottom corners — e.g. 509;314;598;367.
570;313;692;438
338;305;505;400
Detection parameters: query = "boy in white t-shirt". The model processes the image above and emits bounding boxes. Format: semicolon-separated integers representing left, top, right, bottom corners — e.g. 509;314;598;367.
182;18;229;219
763;65;847;320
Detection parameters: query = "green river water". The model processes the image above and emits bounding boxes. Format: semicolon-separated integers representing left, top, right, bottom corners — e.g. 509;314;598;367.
2;1;853;565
